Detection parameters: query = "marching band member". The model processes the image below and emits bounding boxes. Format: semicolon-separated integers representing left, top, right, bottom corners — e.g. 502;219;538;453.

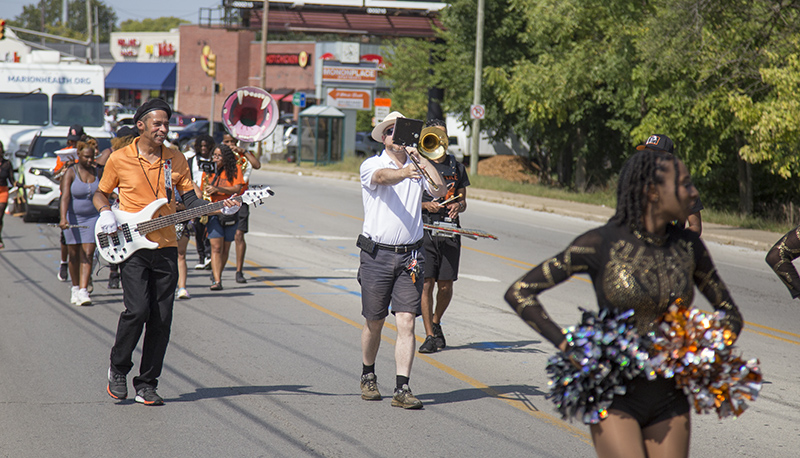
357;111;445;409
222;133;261;284
417;119;470;354
94;99;239;406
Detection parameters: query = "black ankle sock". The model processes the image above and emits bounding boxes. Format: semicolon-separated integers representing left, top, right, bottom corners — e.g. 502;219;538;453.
396;375;409;389
362;364;375;376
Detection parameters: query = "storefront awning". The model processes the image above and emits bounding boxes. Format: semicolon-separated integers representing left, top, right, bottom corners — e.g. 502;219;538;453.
105;62;176;91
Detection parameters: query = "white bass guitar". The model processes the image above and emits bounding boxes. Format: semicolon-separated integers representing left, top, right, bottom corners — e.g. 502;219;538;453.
95;186;273;263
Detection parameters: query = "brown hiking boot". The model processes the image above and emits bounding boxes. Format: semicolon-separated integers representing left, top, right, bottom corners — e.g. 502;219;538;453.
360;373;381;400
391;384;423;409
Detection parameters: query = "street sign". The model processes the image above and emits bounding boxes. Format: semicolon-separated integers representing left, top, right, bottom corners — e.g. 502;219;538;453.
292;92;306;107
326;88;371;110
470;104;485;120
374;97;391;107
375;106;390;121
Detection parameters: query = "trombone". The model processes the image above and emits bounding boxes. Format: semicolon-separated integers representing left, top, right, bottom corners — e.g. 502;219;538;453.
403;147;440;191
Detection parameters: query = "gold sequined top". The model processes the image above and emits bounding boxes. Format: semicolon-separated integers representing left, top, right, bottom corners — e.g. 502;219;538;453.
504;222;743;348
765;225;800;299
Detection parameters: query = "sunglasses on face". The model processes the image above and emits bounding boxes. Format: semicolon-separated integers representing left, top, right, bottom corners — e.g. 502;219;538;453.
384;127;394;136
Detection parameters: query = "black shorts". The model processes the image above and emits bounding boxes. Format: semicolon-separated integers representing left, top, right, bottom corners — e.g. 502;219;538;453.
422;230;461;281
237;203;249;233
357;248;424;321
608;376;690;428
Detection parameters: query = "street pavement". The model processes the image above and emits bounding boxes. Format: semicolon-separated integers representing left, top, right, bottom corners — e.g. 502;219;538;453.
262;163;784;253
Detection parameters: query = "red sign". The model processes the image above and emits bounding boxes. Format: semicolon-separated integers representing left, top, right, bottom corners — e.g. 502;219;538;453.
266;52;312;67
327;88;371;110
374;98;391;107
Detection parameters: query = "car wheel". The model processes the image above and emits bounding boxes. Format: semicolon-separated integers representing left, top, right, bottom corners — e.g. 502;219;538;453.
23;205;38;223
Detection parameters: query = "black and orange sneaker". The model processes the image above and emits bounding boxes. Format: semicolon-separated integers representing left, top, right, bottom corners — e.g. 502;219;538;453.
107;368;127;400
134;386;164;406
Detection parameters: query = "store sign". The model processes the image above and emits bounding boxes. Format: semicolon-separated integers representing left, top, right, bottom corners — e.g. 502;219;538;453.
266;52;311;67
145;42;176;58
321;62;377;85
118;38;140;57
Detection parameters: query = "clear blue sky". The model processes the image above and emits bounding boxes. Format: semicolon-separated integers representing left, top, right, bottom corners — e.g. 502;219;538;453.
5;0;221;25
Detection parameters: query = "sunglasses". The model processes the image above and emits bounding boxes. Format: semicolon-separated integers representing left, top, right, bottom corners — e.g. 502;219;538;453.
384;127;394;136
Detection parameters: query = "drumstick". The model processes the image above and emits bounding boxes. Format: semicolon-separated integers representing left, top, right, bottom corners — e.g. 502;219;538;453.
439;193;463;206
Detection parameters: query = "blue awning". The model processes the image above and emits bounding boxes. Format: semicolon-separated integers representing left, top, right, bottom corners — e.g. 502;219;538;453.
105;62;176;91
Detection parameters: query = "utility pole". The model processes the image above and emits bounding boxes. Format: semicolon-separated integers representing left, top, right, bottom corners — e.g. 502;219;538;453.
62;0;68;26
257;0;269;158
469;0;485;176
85;0;92;62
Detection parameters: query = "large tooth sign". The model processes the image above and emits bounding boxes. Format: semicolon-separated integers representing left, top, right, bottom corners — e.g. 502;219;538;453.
221;86;279;143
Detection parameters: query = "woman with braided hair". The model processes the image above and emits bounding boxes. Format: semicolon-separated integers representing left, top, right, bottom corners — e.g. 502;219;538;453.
505;148;743;458
200;143;244;290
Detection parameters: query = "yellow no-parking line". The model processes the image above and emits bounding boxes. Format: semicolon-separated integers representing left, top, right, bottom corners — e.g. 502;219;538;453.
242;259;593;444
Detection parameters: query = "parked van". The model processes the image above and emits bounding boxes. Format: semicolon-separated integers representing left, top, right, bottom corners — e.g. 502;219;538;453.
0;59;107;174
445;114;529;164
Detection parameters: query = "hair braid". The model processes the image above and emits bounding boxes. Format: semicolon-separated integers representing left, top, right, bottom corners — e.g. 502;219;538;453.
611;148;676;231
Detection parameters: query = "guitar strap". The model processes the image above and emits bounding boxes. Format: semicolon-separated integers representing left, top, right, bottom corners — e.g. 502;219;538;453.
163;159;173;203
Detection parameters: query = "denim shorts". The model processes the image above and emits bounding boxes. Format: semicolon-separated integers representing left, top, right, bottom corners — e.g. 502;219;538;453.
206;215;237;241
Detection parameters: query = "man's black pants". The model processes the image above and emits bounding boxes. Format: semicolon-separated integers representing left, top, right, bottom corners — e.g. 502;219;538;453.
111;247;178;391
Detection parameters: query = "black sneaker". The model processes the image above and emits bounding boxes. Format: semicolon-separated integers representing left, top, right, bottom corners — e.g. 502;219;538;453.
134;386;164;406
432;323;446;350
360;373;381;400
107;368;127;400
235;271;247;284
392;384;423;409
418;335;438;354
58;263;69;282
107;274;121;289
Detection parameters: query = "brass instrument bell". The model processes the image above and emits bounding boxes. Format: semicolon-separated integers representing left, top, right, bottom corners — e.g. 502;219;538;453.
419;126;448;161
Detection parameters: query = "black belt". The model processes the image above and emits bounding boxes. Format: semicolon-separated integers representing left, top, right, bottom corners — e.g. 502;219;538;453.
375;239;423;253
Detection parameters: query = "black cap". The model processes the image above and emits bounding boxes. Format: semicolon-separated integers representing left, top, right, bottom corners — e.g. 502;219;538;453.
133;99;173;124
116;126;139;138
636;134;674;153
67;124;85;141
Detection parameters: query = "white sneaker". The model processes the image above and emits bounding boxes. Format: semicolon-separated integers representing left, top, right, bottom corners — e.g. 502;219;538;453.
193;261;205;270
176;288;190;299
70;286;79;305
77;288;92;306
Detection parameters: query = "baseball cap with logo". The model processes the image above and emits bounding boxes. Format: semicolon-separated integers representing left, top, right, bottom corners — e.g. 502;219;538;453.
67;124;85;141
636;134;674;153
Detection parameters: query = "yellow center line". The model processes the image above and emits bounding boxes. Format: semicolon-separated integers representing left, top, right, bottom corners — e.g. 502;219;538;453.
243;259;592;444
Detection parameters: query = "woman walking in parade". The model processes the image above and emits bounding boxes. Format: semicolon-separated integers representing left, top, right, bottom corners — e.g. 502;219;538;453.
59;141;101;305
505;147;744;458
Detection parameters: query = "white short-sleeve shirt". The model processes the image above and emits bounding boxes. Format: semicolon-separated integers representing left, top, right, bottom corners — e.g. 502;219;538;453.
360;150;429;245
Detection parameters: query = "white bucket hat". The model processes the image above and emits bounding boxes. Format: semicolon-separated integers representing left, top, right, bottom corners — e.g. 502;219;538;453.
371;111;405;142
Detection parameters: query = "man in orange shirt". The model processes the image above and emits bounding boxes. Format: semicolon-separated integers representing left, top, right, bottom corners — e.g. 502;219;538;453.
93;99;239;406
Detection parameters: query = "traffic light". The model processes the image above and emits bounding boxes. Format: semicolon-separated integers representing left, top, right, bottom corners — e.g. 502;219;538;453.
0;20;6;40
207;53;216;78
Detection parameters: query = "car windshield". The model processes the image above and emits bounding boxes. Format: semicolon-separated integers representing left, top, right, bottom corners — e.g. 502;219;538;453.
29;136;112;159
52;94;104;127
184;120;208;132
0;92;49;126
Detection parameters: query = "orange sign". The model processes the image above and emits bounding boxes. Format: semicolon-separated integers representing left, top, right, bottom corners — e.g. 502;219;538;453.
326;88;371;110
374;98;391;107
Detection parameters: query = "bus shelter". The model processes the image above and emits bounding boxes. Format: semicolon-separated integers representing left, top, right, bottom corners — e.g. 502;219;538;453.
297;105;345;165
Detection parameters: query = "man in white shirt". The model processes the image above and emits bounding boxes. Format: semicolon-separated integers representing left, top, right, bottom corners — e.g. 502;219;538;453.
357;111;445;409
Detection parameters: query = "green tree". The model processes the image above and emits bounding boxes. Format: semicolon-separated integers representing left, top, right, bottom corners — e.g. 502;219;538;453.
380;37;437;121
9;0;117;42
119;17;189;32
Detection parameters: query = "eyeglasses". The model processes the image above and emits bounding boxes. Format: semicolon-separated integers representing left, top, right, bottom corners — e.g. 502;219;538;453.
384;127;394;136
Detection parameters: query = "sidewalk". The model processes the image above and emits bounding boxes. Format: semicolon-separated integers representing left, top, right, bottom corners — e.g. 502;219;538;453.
256;164;782;253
